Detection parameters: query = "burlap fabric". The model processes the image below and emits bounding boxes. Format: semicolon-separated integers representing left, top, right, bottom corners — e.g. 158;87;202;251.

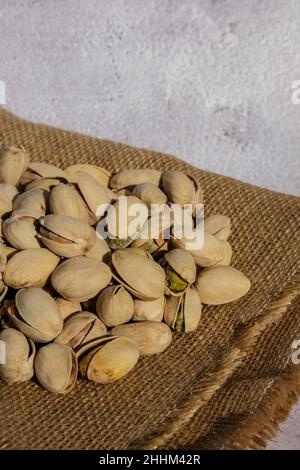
0;108;299;450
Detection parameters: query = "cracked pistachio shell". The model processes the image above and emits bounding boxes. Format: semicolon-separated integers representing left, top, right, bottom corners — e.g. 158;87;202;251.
3;248;60;288
0;146;29;185
51;256;112;302
50;183;94;224
133;296;166;322
77;171;115;220
65;164;111;187
96;285;134;327
55;311;107;349
195;265;251;305
39;214;96;258
85;236;111;262
78;336;139;384
0;328;35;384
110;169;161;190
3;209;42;250
165;248;196;284
164;286;202;333
204;214;231;241
22;162;69;184
13;188;49;215
7;287;63;342
161;170;203;205
111;249;165;300
111;321;172;355
132;183;167;208
56;297;82;320
171;231;230;267
25;177;62;192
0;182;19;203
107;195;148;242
35;343;78;394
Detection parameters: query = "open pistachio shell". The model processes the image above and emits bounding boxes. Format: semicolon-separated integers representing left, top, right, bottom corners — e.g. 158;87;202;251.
78;335;139;384
3;209;42;250
161;170;203;206
132;183;167;208
0;146;29;185
77;171;115;221
111;321;172;355
22;162;69;184
65;164;111;187
96;285;134;327
7;287;63;342
204;214;231;241
3;248;60;288
111;249;165;300
56;297;82;320
164;286;202;332
55;311;107;349
25;177;62;192
39;214;96;258
13;188;49;215
49;183;94;225
0;328;35;384
85;236;111;262
51;256;112;302
164;248;196;294
110;169;161;190
35;343;78;394
195;265;251;305
133;296;166;322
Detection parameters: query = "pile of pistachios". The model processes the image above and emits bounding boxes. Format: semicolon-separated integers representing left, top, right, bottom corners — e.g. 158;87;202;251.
0;145;251;394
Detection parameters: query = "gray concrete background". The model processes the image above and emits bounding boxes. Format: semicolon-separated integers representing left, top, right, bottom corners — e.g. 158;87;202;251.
0;0;299;449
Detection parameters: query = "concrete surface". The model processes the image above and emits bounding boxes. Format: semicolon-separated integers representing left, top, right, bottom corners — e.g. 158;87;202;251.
0;0;299;449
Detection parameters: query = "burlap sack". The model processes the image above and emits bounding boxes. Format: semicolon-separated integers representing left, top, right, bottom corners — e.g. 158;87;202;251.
0;108;299;450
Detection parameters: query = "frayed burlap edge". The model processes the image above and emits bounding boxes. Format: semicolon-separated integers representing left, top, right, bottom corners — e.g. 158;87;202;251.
134;271;300;449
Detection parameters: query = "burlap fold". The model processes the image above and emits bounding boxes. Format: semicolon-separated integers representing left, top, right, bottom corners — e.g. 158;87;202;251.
0;108;299;450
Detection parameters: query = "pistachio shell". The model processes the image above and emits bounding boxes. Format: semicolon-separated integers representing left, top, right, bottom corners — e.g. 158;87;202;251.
39;214;96;258
195;265;251;305
3;248;60;288
7;287;63;342
132;183;167;208
78;336;139;384
133;297;165;322
85;236;111;262
25;177;62;192
107;195;148;240
35;343;78;394
49;183;94;224
0;246;7;272
13;188;49;214
111;321;172;355
65;164;111;187
55;311;107;349
162;170;201;205
111;249;165;300
0;182;19;203
0;328;35;384
96;285;134;327
110;169;161;190
51;256;112;302
77;171;115;220
165;248;196;284
3;209;42;250
164;286;201;332
204;214;231;241
24;162;69;182
56;297;82;320
0;146;29;185
0;190;12;217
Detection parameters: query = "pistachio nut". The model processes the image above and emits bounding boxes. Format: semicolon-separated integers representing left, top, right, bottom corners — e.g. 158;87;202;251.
161;170;203;206
39;214;96;258
133;296;166;322
0;328;35;385
6;287;63;342
195;265;251;305
162;248;196;295
55;311;107;349
13;188;49;215
65;164;111;187
132;183;167;208
49;183;94;224
3;248;60;288
106;196;148;249
164;286;202;332
77;171;115;221
0;244;18;260
96;285;134;327
51;256;112;302
3;209;42;250
22;162;69;184
0;188;12;217
111;321;172;355
110;169;161;190
25;177;62;192
78;336;139;384
0;145;29;185
204;214;231;241
35;343;78;394
56;297;82;320
85;236;111;262
0;182;19;203
111;249;165;300
131;207;173;255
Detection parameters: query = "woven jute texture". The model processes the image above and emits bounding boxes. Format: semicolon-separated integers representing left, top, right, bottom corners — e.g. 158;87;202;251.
0;108;299;450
